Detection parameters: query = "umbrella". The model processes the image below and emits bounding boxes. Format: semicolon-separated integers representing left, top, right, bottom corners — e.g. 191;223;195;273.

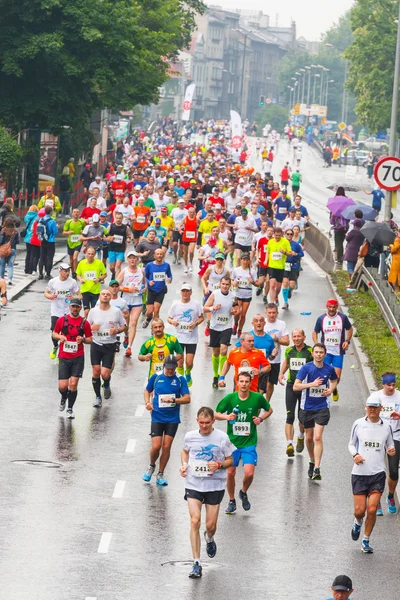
327;184;362;192
326;195;355;217
340;204;378;221
360;221;396;246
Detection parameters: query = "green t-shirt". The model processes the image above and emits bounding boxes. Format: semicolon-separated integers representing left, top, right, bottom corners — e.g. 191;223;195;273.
291;172;301;186
136;198;155;210
139;334;183;377
216;391;270;448
284;345;313;383
64;218;86;249
167;202;178;216
76;258;106;294
267;238;292;269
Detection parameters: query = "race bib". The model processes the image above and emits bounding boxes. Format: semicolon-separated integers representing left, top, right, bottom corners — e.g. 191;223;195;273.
236;232;248;245
63;341;78;353
364;440;381;450
381;404;396;417
279;207;287;214
178;322;191;333
325;333;340;346
284;262;291;271
45;199;54;207
191;460;212;477
216;314;229;325
57;289;70;298
232;422;251;436
239;366;254;377
289;357;306;371
154;363;163;374
271;252;282;261
113;234;123;244
70;234;80;243
153;272;165;282
212;282;220;291
204;234;210;242
96;329;110;338
158;393;176;408
185;231;196;239
85;271;97;281
137;215;146;224
238;279;251;288
309;386;326;397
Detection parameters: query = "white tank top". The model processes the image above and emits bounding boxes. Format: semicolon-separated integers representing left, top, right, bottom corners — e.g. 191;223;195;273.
208;266;227;292
121;267;145;306
210;289;235;331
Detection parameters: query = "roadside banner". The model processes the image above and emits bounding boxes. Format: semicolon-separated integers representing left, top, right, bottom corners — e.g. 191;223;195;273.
230;110;243;149
181;84;196;121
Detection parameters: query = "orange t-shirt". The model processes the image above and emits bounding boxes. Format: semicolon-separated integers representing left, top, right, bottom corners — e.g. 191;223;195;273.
227;348;270;392
133;206;151;231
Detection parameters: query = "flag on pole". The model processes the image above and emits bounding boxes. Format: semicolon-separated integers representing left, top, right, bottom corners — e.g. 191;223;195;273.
181;84;196;121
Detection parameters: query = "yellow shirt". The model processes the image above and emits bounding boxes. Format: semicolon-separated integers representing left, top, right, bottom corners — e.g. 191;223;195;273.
198;219;219;245
266;238;292;270
159;215;175;239
76;258;106;294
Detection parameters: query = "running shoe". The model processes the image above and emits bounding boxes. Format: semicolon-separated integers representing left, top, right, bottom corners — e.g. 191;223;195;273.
296;437;305;453
212;376;219;389
351;522;361;541
188;562;202;578
142;465;155;482
263;296;268;304
172;257;177;265
312;467;321;481
104;387;111;400
177;260;181;266
288;289;292;299
93;396;102;408
59;399;66;412
232;324;237;336
188;266;193;273
142;318;150;328
376;502;383;516
361;539;373;554
308;462;315;479
282;302;289;310
184;267;188;274
50;347;57;360
204;531;217;558
204;325;210;337
286;443;295;457
186;372;193;387
225;499;237;514
332;388;339;402
168;248;173;254
123;336;129;349
125;347;132;358
237;329;242;338
387;495;397;514
239;489;251;511
156;473;168;486
66;409;75;419
256;287;262;296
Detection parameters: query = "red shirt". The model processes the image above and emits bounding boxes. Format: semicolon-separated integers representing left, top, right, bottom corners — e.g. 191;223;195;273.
280;168;289;181
81;207;100;221
270;190;280;200
54;315;92;359
257;235;271;266
210;196;225;208
111;180;127;193
181;181;191;190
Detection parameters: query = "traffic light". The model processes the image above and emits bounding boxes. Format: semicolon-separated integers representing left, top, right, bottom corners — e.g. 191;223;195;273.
259;95;265;106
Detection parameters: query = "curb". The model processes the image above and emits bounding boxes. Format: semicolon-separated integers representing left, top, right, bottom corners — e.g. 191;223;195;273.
8;252;67;303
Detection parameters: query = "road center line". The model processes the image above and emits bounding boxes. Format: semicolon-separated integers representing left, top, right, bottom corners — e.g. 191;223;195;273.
135;405;145;417
112;480;126;498
125;439;137;453
85;597;97;599
97;532;112;554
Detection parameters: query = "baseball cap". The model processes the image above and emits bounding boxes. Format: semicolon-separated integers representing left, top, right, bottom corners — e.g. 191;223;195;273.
168;177;175;183
109;279;119;286
190;179;197;184
332;575;352;592
161;206;168;211
241;252;250;259
116;174;122;180
181;283;192;291
239;178;245;183
92;213;100;222
243;192;250;198
241;208;248;215
69;297;82;307
289;207;296;212
95;175;101;179
127;250;139;257
154;218;161;224
135;185;141;190
100;211;108;216
59;263;71;271
215;203;222;210
326;298;338;307
178;198;185;203
224;178;229;182
366;395;382;407
85;163;91;168
215;252;225;260
183;174;189;178
46;185;53;192
164;355;178;369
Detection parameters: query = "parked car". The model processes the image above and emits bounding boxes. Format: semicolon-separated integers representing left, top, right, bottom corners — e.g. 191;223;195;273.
357;137;388;152
341;149;370;167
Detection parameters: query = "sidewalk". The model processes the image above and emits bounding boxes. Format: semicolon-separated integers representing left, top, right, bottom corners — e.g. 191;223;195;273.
4;250;67;302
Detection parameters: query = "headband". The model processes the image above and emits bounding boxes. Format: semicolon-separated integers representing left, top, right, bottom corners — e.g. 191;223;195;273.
382;374;396;385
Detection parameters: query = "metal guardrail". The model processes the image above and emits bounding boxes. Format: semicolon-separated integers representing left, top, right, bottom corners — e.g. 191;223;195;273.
304;222;335;272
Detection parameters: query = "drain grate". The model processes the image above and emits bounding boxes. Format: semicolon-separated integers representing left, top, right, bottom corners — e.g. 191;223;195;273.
12;460;63;468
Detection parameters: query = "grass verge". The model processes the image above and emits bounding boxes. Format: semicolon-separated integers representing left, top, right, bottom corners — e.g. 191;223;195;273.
331;270;400;385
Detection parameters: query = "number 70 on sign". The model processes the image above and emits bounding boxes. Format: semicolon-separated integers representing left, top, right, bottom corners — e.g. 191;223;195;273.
374;156;400;191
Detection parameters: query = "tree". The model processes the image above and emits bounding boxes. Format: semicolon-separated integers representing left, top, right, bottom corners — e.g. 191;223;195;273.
0;128;23;173
254;105;289;132
0;0;205;132
345;0;398;132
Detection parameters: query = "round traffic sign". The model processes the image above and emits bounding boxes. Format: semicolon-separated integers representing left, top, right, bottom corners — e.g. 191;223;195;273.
374;156;400;191
231;135;242;149
266;98;272;104
183;100;192;111
338;122;346;130
347;125;353;132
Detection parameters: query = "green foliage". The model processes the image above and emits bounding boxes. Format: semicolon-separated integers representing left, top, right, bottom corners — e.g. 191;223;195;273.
254;104;289;132
345;0;398;132
58;127;94;169
0;127;23;172
0;0;205;132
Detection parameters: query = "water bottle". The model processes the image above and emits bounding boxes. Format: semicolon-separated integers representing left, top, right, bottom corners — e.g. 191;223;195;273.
230;405;240;424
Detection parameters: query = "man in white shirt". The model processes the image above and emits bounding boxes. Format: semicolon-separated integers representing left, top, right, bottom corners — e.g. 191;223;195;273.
89;176;106;197
263;303;289;401
86;186;107;210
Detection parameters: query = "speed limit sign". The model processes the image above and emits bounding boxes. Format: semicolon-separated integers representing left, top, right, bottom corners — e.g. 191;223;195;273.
374;156;400;191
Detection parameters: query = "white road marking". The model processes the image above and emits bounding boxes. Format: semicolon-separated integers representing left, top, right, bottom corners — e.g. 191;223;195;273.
97;532;112;554
85;597;97;599
125;439;137;453
302;253;327;278
134;405;145;417
112;480;126;498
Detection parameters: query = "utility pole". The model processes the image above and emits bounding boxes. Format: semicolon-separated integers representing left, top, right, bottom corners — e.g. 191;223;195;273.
385;2;400;223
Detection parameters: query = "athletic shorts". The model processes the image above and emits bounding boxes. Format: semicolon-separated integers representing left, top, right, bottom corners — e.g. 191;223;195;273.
102;246;109;260
150;421;179;438
184;488;225;506
324;353;344;369
180;343;197;355
268;268;284;283
299;407;330;429
258;267;269;277
147;287;167;305
232;445;258;466
209;328;232;348
67;244;82;256
388;439;400;480
285;383;301;424
108;250;125;263
260;363;280;388
237;295;252;303
281;180;289;187
292;186;300;194
90;342;116;369
172;230;182;243
352;471;386;496
127;302;142;310
82;291;99;311
133;229;143;239
58;355;85;380
235;243;252;252
284;267;300;282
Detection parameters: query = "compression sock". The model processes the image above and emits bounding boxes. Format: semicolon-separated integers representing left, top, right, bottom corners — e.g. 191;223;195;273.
68;389;78;409
103;377;111;389
92;377;101;396
212;355;219;377
388;493;394;499
52;338;59;349
185;366;193;376
177;367;185;376
60;389;68;401
219;354;228;375
282;287;289;303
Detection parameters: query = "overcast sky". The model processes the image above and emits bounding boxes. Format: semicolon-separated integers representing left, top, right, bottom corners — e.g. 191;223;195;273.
208;0;355;40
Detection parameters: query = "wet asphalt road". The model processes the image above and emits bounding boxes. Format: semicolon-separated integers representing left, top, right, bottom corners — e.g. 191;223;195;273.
1;147;400;599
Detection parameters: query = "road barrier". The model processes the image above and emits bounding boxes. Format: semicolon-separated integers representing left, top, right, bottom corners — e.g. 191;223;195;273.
304;222;335;272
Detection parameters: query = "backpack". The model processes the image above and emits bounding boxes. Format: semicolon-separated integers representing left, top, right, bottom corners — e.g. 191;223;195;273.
59;174;70;192
36;217;50;242
62;315;87;337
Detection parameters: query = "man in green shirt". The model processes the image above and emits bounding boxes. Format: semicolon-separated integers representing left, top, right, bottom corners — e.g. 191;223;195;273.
138;319;183;378
76;246;107;316
166;192;179;215
215;372;273;514
62;208;86;275
279;329;313;457
137;189;156;212
290;169;302;194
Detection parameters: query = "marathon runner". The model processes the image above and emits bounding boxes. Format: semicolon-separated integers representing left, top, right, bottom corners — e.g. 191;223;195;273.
62;208;86;276
235;314;275;396
215;372;272;514
138;319;183;378
107;211;132;278
143;248;172;328
219;332;271;391
76;246;107;317
281;229;304;310
180;206;198;273
264;227;292;306
142;355;190;487
263;303;289;402
231;253;258;336
117;251;146;357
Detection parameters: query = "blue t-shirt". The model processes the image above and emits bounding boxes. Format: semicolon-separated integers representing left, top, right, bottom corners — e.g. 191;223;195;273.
146;373;189;423
145;261;172;293
174;186;185;197
275;197;291;220
235;329;275;357
290;204;308;217
297;362;337;411
371;189;384;210
286;240;304;268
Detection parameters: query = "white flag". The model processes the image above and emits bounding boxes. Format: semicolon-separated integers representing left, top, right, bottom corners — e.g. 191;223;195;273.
181;84;196;121
230;110;243;149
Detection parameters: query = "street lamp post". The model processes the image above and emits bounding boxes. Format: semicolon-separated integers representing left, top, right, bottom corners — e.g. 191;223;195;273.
300;68;306;103
233;28;253;117
385;4;400;224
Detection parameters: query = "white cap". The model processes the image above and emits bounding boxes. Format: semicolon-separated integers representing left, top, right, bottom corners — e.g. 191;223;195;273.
178;198;185;203
116;174;122;180
126;250;139;258
59;263;71;271
366;396;382;407
181;283;192;291
239;178;244;183
92;213;100;222
224;178;229;182
135;185;141;190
